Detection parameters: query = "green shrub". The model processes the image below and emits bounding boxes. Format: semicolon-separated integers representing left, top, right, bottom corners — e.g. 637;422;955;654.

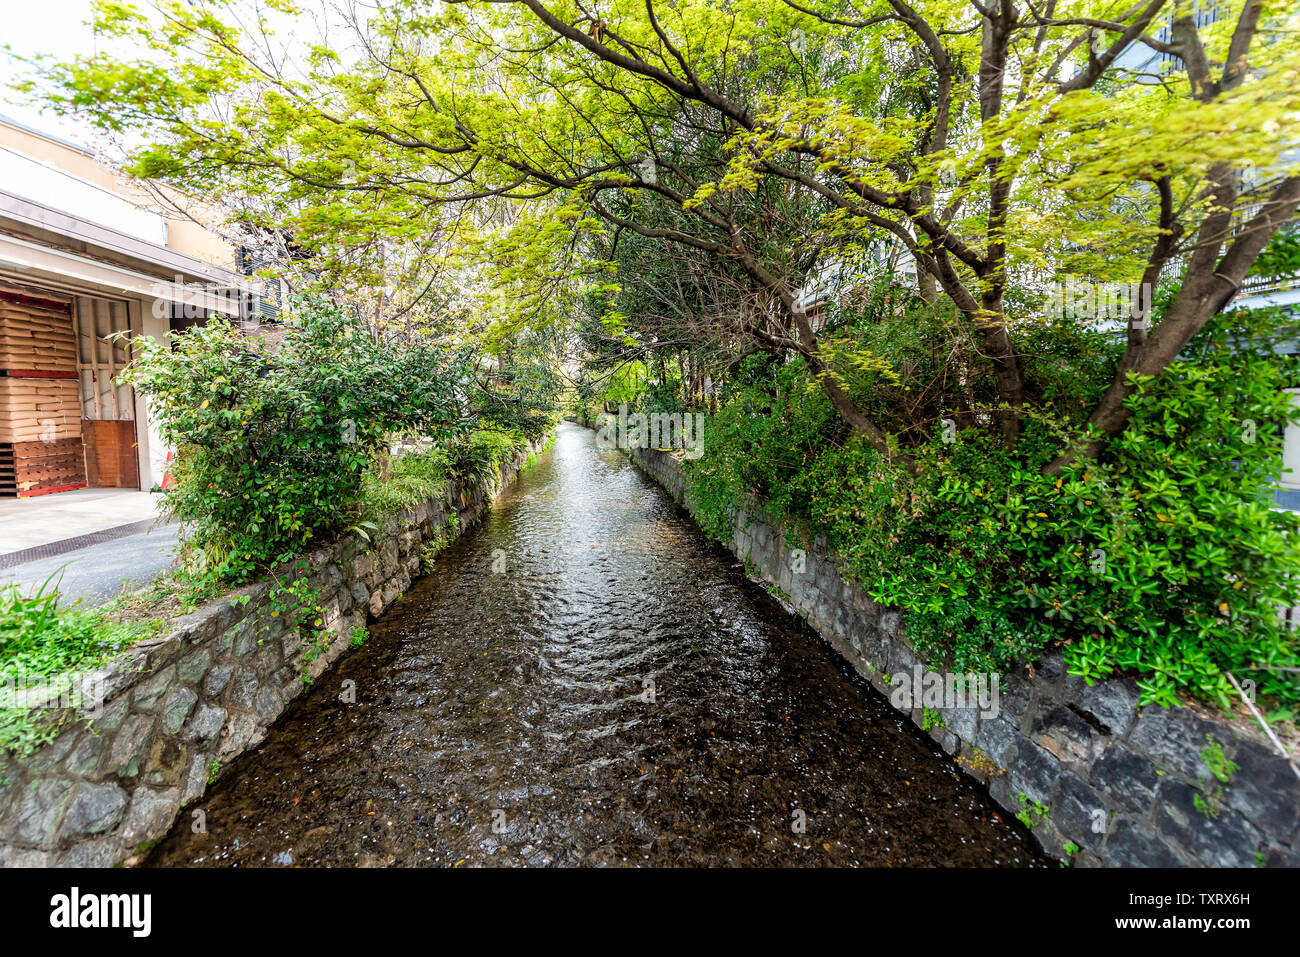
450;429;528;484
686;308;1300;711
471;345;564;442
120;297;468;583
358;446;453;523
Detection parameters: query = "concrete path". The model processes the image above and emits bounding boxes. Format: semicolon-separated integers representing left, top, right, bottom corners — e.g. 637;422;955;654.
0;489;179;607
0;488;162;551
0;522;179;607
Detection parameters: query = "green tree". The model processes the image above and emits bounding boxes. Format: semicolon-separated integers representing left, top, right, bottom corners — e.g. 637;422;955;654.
23;0;1299;466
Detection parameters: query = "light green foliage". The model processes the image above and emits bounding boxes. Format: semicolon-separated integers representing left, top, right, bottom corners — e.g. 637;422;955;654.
418;519;460;573
687;304;1300;710
472;336;567;443
259;566;329;684
1202;734;1240;785
1015;794;1050;829
450;429;529;485
0;579;157;758
359;448;453;524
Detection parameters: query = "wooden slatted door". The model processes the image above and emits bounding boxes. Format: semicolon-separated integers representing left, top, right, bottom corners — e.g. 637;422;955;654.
75;296;139;489
82;420;139;489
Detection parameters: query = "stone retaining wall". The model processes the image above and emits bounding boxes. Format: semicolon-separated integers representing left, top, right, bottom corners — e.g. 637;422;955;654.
627;442;1300;868
0;442;539;867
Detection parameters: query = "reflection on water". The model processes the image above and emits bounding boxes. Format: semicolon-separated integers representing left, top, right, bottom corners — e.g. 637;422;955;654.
147;422;1045;867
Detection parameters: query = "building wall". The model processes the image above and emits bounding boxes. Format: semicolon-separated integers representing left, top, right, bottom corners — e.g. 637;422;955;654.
0;115;235;270
136;302;168;489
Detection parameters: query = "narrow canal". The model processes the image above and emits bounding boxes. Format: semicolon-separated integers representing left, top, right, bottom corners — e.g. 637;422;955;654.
147;422;1045;867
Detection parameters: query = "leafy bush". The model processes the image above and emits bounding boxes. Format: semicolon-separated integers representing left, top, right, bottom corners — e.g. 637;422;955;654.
121;297;468;582
471;347;564;442
359;428;530;527
686;308;1300;710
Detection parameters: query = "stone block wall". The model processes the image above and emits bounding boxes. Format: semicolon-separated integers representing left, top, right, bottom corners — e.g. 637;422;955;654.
628;443;1300;868
0;443;537;867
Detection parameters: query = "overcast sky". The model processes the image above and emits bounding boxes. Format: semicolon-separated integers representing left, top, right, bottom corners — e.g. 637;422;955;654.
3;0;378;151
0;0;109;143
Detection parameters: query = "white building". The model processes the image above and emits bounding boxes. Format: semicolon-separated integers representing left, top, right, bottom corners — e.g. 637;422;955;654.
0;113;258;496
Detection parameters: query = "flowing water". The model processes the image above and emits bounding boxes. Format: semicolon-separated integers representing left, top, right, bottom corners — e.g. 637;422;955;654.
147;422;1045;867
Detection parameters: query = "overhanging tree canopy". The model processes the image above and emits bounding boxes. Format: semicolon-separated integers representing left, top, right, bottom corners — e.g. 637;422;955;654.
26;0;1300;466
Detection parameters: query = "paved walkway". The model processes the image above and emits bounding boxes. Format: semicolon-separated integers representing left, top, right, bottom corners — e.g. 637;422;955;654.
0;488;162;551
0;488;179;607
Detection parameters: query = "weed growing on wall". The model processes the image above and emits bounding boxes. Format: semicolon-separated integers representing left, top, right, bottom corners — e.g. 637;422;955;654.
0;580;158;759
